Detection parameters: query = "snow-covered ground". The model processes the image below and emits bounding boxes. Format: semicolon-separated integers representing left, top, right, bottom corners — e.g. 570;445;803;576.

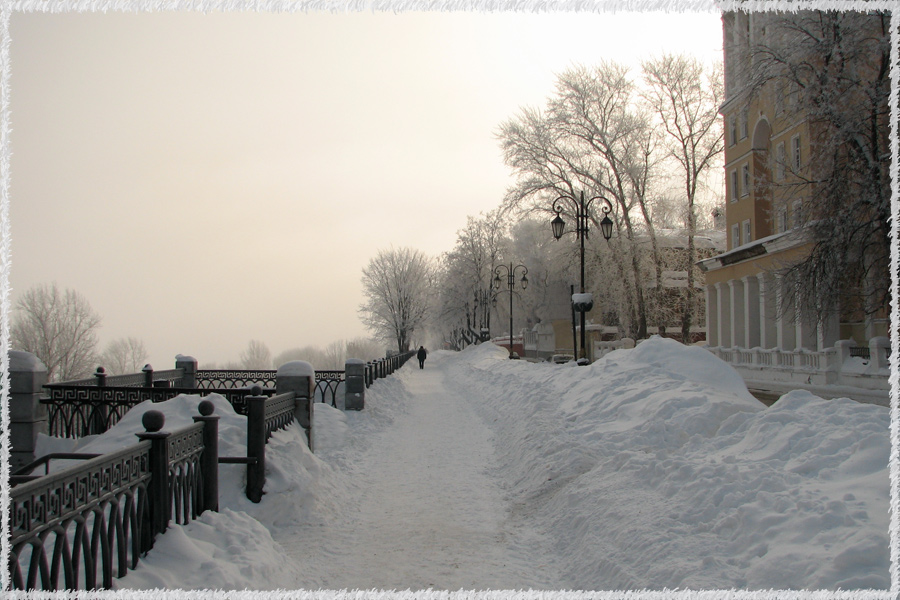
33;337;892;591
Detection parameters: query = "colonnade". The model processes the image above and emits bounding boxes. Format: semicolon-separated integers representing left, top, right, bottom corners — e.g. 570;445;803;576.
705;271;840;352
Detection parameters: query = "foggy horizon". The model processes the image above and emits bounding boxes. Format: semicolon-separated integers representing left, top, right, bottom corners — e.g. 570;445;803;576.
7;7;724;370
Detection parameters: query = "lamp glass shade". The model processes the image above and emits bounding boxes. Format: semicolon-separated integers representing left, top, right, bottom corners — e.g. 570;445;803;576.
521;275;528;290
551;215;566;240
493;274;501;289
600;215;614;241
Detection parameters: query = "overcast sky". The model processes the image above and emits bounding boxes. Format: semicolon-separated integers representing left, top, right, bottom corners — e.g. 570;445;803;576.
7;7;724;368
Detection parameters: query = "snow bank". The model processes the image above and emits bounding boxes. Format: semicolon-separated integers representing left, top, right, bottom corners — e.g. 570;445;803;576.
446;338;890;590
33;393;336;590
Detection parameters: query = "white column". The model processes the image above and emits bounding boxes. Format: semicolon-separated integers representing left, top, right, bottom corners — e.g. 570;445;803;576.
756;271;778;348
706;284;719;347
729;279;745;349
743;275;761;348
775;273;794;350
715;282;731;347
816;310;841;351
794;284;818;351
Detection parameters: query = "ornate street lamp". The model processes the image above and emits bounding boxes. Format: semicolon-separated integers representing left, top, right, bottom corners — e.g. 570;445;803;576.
550;190;614;362
493;262;528;358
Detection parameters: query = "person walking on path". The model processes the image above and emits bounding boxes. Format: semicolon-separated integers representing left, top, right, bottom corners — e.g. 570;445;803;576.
417;346;427;369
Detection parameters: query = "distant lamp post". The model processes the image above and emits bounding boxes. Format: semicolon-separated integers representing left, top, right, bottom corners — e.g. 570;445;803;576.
493;263;528;358
550;190;614;361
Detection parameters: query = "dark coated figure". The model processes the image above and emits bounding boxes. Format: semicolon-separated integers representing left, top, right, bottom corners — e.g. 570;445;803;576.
417;346;427;369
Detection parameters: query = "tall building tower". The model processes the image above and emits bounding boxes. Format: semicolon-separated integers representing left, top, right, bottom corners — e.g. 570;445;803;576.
699;10;889;352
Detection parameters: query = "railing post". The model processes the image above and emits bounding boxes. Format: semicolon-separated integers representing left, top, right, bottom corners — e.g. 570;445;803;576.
135;410;171;544
344;358;366;411
276;361;315;450
91;366;109;435
869;337;890;371
8;351;48;471
176;354;198;389
246;386;266;503
143;364;154;388
192;399;219;512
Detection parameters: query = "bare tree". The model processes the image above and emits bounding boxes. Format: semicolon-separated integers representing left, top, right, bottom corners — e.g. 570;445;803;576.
101;336;149;375
240;339;272;369
749;11;891;325
642;54;724;342
11;282;102;382
498;62;665;338
359;247;434;353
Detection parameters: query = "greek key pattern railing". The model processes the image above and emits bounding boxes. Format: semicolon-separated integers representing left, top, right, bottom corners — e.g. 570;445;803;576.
9;442;153;590
195;370;277;389
9;414;213;591
166;424;206;526
42;386;273;439
315;371;344;407
263;392;297;440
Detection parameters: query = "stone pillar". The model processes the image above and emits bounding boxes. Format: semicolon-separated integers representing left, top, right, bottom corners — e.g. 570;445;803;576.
758;272;777;349
715;282;731;348
176;354;198;388
816;311;841;352
869;337;891;371
729;279;745;348
775;273;794;350
276;361;315;450
742;275;760;349
794;290;818;351
705;285;719;347
9;351;49;472
344;358;366;411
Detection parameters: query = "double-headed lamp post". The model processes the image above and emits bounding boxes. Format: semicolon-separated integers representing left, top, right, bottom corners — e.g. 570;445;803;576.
493;263;528;358
551;190;614;361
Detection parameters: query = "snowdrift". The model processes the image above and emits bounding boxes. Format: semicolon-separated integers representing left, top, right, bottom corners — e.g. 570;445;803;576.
446;338;890;590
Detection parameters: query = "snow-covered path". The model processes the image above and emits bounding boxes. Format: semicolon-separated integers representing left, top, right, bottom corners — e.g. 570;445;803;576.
105;338;890;591
278;352;562;590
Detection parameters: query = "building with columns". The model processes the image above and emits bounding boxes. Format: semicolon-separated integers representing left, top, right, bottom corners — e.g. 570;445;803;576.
697;10;889;399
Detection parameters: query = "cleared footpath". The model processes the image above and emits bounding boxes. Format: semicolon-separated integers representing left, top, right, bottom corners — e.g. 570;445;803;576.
278;351;562;591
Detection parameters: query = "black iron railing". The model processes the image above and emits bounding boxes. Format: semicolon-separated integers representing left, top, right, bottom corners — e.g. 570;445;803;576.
195;370;277;389
41;385;274;439
9;404;218;591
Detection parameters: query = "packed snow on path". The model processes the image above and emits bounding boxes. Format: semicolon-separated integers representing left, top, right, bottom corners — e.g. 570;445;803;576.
33;336;892;591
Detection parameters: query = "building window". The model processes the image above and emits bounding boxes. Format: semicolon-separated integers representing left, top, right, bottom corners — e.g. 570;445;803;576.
775;142;786;181
791;134;801;171
731;223;740;249
743;219;752;245
775;206;787;233
740;109;749;140
741;164;750;197
729;116;737;146
730;169;739;202
791;199;803;229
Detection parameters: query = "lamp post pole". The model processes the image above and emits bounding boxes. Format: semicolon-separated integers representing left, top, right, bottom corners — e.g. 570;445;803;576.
493;262;528;358
550;190;614;362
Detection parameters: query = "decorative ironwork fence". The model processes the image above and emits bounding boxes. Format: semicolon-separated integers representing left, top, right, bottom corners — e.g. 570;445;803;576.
195;369;278;389
9;404;218;591
314;371;344;407
41;385;274;439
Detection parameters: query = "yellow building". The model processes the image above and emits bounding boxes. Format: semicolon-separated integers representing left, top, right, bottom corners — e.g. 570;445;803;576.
699;10;888;357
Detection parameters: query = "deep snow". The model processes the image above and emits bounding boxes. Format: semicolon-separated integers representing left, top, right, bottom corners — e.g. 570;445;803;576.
32;337;892;591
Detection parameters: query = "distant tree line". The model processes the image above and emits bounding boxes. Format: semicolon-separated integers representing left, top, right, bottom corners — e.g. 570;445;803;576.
10;282;387;381
11;282;148;382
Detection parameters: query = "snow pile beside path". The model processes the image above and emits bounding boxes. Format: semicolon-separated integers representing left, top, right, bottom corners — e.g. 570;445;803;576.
34;394;335;590
448;338;890;590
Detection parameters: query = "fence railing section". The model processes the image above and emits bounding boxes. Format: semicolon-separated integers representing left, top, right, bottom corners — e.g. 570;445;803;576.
41;385;274;439
9;403;218;591
195;369;277;389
